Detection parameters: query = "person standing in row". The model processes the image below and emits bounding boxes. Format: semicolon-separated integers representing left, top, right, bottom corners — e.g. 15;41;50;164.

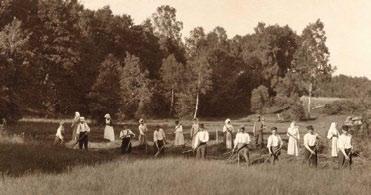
154;126;166;157
303;125;319;168
54;121;65;145
71;112;80;142
223;119;234;150
138;119;148;150
104;113;115;142
174;120;185;147
327;122;340;158
233;126;251;166
195;124;209;159
190;118;200;149
287;121;300;157
76;117;90;150
337;125;353;170
267;127;283;165
253;115;265;149
119;128;135;154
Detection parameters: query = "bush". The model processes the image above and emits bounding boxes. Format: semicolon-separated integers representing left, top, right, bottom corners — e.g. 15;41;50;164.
281;103;306;121
321;100;360;115
250;85;270;114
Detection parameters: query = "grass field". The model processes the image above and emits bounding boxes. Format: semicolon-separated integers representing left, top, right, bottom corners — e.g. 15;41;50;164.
0;113;370;194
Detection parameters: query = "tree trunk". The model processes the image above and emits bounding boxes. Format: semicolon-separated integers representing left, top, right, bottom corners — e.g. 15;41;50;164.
170;88;174;115
193;92;199;119
308;82;312;118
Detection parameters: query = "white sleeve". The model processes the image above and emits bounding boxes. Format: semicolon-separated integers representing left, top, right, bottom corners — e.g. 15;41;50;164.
267;136;271;148
153;132;157;142
205;131;209;142
86;124;90;132
327;129;332;139
234;134;238;146
247;134;251;144
76;125;81;134
297;129;300;140
223;125;227;133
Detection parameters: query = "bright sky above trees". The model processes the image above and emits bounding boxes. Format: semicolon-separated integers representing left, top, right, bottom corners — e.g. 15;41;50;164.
82;0;371;78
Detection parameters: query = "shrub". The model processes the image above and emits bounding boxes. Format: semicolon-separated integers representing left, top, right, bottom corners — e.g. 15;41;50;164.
321;100;360;115
250;85;270;114
281;103;306;121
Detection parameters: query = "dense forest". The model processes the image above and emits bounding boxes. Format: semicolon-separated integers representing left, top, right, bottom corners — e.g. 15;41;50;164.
1;0;367;122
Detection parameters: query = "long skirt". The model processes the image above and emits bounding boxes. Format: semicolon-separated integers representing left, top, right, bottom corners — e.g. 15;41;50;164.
139;134;146;145
196;143;207;159
255;131;263;148
287;137;299;156
174;132;185;146
225;132;233;149
104;125;115;142
71;125;78;141
338;148;352;169
330;137;338;157
304;146;317;167
121;137;132;154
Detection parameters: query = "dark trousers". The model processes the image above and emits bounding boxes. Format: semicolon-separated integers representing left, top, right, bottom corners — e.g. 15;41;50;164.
121;137;132;154
196;142;207;159
304;146;317;167
338;148;352;169
270;146;280;164
154;140;165;155
256;131;263;148
78;132;88;150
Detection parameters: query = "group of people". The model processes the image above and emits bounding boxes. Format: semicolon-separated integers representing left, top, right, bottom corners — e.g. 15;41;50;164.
53;112;355;169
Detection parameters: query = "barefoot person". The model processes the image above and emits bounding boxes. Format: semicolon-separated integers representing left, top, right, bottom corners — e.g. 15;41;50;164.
195;124;209;159
154;126;166;157
287;121;300;156
338;125;353;169
138;119;148;150
71;112;80;142
174;120;185;147
54;121;65;145
190;118;200;149
233;126;251;166
104;113;115;142
303;125;319;167
223;119;234;149
119;128;135;154
253;115;265;149
267;127;283;165
76;117;90;150
327;122;340;158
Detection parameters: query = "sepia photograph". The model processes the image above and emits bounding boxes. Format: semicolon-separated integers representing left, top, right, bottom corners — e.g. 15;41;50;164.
0;0;370;194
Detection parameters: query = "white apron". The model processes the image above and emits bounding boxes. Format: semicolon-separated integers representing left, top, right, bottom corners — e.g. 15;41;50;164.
104;125;115;142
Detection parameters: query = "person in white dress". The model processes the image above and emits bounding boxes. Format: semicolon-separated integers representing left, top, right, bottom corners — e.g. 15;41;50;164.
223;118;234;149
138;119;148;151
327;122;340;157
190;118;200;149
54;121;65;145
71;112;80;142
103;113;115;142
233;126;251;166
287;121;300;156
174;120;185;146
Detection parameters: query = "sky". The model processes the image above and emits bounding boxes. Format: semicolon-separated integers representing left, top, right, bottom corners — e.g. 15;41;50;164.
81;0;371;79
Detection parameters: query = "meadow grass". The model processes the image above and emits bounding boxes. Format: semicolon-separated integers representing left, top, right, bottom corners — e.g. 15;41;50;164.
0;157;370;195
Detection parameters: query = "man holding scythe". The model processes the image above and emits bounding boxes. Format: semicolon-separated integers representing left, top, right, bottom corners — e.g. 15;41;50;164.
232;126;251;166
194;123;209;159
303;125;320;167
267;127;283;165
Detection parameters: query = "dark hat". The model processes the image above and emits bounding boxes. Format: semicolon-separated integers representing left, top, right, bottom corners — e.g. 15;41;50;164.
342;125;349;131
271;127;277;131
240;125;246;131
199;123;205;128
306;125;314;130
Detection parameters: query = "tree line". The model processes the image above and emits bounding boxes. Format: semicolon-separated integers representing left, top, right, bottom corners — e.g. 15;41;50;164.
0;0;339;122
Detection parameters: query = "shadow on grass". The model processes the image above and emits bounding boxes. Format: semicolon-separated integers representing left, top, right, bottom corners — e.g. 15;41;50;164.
0;143;120;177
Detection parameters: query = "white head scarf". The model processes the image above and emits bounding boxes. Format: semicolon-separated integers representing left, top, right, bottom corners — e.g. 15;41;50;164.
327;122;338;139
225;118;231;125
288;121;298;136
75;112;80;118
104;113;111;119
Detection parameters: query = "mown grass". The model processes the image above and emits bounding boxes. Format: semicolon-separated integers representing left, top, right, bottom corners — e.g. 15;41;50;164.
0;157;370;195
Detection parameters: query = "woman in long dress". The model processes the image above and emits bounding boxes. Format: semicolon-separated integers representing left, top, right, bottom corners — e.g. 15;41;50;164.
287;121;300;156
190;118;200;149
104;113;115;142
71;112;80;142
327;122;339;157
174;120;185;146
223;118;234;149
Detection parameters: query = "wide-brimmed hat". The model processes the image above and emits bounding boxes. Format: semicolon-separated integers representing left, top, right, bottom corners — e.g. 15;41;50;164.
342;125;349;131
271;127;277;131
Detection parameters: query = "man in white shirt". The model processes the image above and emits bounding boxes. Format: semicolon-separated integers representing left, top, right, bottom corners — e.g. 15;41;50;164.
120;128;135;154
154;126;166;157
233;126;251;166
337;125;353;169
303;125;319;167
267;127;283;164
76;117;90;150
195;124;209;159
